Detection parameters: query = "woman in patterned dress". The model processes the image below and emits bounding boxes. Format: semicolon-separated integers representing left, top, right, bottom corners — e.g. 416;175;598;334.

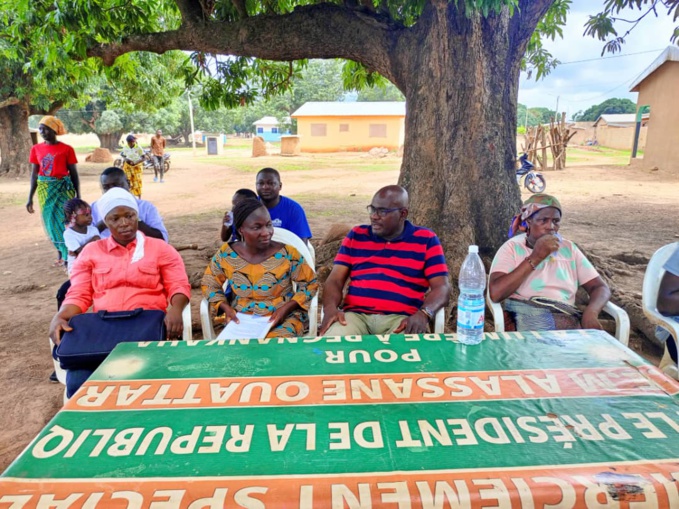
120;134;145;198
202;198;318;338
26;116;81;267
488;194;611;331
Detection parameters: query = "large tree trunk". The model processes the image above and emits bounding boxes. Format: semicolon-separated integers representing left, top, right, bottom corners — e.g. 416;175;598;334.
395;2;545;282
97;132;123;151
0;103;33;177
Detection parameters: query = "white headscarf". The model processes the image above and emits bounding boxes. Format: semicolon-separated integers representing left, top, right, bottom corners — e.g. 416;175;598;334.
99;188;145;263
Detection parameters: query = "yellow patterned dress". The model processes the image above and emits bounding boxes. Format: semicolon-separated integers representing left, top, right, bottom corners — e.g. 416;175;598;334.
202;243;318;337
120;144;144;198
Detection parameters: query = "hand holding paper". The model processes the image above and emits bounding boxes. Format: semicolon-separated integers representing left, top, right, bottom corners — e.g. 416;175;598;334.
216;312;274;340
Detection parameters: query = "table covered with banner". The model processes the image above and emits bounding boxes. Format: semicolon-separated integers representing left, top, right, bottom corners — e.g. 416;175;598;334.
3;329;679;508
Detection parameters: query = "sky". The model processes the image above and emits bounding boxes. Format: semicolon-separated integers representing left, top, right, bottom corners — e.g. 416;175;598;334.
518;0;677;118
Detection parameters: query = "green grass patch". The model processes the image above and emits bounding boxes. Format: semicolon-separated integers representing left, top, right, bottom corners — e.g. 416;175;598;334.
0;193;26;207
531;146;642;167
194;156;399;174
73;146;102;154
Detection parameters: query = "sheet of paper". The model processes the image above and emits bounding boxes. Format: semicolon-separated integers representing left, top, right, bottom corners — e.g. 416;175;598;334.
216;312;274;340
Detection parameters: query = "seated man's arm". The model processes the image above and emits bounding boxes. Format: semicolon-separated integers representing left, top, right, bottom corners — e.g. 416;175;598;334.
319;265;350;334
139;202;169;241
658;271;679;316
290;201;312;245
580;277;611;330
423;275;451;313
138;221;164;240
393;275;450;334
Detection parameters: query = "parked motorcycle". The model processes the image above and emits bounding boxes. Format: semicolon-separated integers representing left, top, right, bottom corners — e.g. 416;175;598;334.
516;153;546;193
147;152;171;175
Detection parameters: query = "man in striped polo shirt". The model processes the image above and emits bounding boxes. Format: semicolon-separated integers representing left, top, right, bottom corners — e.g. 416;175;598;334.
320;185;450;336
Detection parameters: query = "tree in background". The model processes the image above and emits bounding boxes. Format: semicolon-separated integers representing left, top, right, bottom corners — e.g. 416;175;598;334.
357;81;405;102
517;104;558;127
0;5;94;175
56;52;190;151
572;98;638;122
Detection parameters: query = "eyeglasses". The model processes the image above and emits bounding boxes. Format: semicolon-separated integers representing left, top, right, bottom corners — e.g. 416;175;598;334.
367;205;402;217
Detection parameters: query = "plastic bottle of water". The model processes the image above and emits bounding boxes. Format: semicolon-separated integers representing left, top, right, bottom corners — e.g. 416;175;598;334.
457;245;486;345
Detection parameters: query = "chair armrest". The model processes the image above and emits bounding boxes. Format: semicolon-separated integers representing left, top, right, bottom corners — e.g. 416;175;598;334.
182;303;192;341
308;295;319;336
306;242;316;267
486;291;505;332
200;299;216;340
48;338;67;385
649;310;679;380
434;308;445;333
643;307;679;343
602;301;630;346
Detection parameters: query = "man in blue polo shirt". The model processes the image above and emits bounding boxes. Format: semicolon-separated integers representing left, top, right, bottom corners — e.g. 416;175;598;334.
256;167;312;243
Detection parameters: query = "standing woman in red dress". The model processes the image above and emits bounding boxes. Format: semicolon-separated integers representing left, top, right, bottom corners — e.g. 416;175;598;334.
26;116;81;267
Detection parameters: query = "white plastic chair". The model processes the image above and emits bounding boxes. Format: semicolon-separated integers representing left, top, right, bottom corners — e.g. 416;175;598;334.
306;241;316;266
433;308;445;333
486;253;630;346
642;243;679;379
200;227;319;339
50;304;192;402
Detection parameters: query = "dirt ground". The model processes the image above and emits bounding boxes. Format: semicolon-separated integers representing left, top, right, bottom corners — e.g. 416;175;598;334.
0;146;677;471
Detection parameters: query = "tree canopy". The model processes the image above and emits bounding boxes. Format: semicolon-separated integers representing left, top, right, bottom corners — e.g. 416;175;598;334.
3;0;679;273
55;51;190;149
572;98;638;122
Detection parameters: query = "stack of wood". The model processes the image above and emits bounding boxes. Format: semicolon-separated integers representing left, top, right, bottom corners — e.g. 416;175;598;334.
522;113;577;171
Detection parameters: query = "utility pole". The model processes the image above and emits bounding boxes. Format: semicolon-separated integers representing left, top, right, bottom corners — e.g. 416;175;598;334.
187;90;197;157
524;107;529;131
555;95;560;120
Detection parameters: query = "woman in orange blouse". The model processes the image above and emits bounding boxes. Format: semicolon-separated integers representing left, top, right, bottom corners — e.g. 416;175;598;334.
49;187;190;397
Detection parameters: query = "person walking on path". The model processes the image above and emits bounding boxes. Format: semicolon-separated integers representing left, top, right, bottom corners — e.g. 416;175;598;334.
150;129;166;183
120;134;145;198
26;116;81;267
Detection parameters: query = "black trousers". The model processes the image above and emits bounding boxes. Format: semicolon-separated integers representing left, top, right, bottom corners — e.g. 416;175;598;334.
56;280;71;310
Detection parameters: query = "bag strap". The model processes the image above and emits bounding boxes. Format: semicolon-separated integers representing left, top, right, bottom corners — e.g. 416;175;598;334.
97;308;144;320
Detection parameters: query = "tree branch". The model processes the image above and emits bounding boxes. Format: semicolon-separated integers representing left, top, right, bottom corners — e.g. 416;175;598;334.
510;0;555;55
231;0;248;18
29;100;65;116
0;97;22;110
87;3;404;83
175;0;205;24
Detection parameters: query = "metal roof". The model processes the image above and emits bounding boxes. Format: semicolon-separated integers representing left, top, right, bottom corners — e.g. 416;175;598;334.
630;46;679;92
291;101;406;117
253;116;280;125
594;113;650;127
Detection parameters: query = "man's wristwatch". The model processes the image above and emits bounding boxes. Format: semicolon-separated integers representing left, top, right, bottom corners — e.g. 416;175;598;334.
419;306;434;320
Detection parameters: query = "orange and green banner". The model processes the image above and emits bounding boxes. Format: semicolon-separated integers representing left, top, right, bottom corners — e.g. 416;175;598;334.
3;330;679;508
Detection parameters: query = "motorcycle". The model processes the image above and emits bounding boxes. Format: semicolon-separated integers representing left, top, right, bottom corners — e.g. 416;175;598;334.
146;151;171;175
516;153;546;193
114;149;171;174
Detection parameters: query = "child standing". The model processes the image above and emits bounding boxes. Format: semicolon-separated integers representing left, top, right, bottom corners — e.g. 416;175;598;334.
63;198;100;277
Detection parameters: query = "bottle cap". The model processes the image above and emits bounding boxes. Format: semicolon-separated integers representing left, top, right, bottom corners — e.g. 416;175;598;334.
468;245;479;254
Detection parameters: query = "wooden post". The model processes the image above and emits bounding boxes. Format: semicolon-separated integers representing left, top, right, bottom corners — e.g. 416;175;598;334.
540;125;547;171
